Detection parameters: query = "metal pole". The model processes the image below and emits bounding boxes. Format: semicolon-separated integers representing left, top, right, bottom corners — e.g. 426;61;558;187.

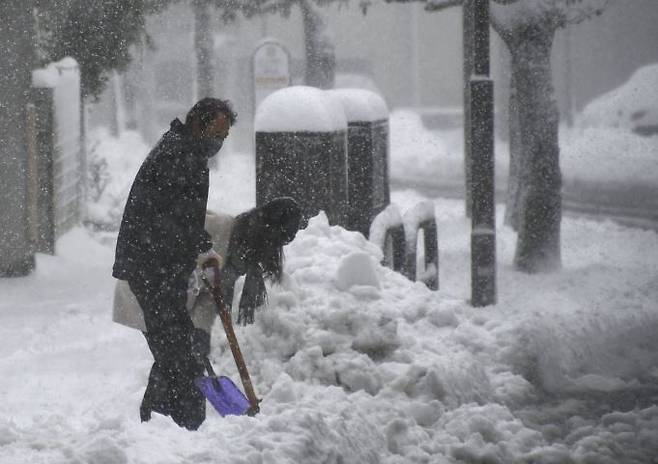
469;0;496;306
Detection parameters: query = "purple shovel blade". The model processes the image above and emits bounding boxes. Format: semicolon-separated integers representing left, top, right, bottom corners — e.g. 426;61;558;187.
195;375;251;417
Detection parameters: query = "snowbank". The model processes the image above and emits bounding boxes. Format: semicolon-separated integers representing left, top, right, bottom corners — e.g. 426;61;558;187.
387;104;657;197
2;196;658;463
580;63;658;134
561;126;658;186
388;110;509;191
21;102;658;463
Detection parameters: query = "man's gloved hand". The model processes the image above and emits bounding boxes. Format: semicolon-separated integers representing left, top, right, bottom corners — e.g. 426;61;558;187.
197;248;222;269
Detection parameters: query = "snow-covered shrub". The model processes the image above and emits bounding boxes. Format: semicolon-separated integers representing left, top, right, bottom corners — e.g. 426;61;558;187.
84;128;149;229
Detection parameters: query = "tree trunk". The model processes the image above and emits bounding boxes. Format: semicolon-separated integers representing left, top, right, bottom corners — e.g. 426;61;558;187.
300;0;335;89
462;0;473;218
109;71;124;137
193;0;214;99
511;25;562;273
504;70;522;230
0;1;36;276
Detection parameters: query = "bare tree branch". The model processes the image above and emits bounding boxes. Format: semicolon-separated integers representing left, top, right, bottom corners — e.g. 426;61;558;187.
563;0;610;26
423;0;461;11
390;0;522;9
421;0;524;12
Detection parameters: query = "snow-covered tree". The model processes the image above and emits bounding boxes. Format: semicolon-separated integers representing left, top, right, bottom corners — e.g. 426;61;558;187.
300;0;336;88
490;0;609;273
388;0;610;273
34;0;179;98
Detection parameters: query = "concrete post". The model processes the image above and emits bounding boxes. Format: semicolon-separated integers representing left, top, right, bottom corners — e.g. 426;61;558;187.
469;0;497;307
0;2;35;276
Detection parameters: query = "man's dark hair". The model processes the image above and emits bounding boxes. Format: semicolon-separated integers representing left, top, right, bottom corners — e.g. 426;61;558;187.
185;98;237;129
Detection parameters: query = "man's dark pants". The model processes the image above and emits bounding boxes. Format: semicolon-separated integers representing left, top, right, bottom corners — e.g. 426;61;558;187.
129;272;206;430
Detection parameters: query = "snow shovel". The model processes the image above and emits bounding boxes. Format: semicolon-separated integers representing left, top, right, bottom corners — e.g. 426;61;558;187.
194;263;261;417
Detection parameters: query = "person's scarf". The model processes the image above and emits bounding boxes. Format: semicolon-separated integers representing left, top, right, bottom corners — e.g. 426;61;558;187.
237;263;267;325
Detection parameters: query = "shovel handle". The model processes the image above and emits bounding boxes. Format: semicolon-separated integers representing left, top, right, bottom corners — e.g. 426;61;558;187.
201;264;261;414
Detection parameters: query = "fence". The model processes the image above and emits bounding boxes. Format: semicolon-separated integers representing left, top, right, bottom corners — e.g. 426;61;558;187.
30;57;84;253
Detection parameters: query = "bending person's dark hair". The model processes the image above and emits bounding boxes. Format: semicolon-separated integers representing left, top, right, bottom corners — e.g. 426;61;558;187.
220;197;302;325
185;97;237;129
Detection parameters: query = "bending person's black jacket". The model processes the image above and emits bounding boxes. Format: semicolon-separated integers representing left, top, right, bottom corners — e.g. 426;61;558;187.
113;119;213;281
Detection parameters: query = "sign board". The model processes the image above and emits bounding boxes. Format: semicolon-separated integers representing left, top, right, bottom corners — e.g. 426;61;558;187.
253;39;290;112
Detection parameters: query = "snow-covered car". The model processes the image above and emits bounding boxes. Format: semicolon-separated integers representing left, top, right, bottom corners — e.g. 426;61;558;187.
579;63;658;136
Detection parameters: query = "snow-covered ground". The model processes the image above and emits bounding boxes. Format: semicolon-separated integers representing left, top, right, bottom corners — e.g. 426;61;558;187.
389;109;658;190
1;110;658;463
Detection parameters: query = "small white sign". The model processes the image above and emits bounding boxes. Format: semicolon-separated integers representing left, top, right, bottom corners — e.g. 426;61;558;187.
253;39;290;111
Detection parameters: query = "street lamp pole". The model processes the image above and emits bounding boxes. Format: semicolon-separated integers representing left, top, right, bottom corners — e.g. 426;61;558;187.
467;0;497;306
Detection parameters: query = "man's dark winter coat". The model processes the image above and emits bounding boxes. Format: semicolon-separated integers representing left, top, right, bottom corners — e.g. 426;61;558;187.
113;119;213;281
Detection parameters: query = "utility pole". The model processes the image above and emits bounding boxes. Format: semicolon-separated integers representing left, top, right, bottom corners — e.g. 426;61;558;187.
467;0;496;306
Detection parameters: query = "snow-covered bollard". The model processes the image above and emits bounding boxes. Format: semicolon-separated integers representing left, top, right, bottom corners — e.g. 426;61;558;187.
369;204;405;272
403;201;439;290
326;89;390;238
254;86;348;228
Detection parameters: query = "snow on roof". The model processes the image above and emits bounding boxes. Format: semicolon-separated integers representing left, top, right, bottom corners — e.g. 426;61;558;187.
326;88;388;122
255;86;347;133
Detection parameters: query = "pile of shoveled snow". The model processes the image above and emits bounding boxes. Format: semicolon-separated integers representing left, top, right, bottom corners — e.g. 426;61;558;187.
1;198;658;463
